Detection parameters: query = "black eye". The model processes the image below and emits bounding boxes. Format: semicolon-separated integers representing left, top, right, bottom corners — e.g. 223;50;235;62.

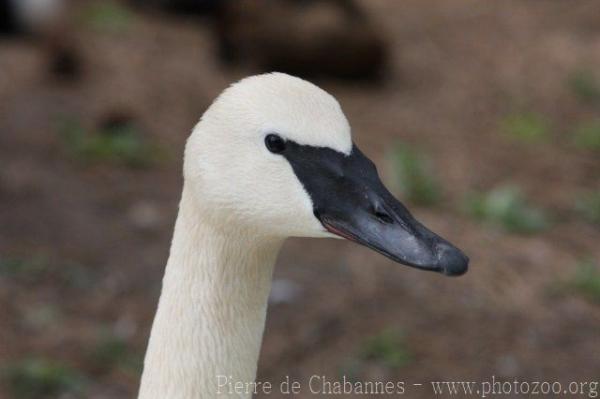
265;134;286;154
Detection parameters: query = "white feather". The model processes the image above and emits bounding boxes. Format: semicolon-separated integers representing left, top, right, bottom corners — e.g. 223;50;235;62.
138;73;352;398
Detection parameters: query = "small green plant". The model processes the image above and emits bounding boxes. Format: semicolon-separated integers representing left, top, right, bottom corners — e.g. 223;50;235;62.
0;257;48;280
501;112;549;142
359;328;411;370
388;143;441;206
89;332;142;375
337;359;362;382
80;1;135;33
575;191;600;225
23;305;62;330
3;358;86;399
569;69;600;104
0;255;94;290
59;119;161;168
572;120;600;150
60;262;95;290
567;260;600;304
464;186;549;234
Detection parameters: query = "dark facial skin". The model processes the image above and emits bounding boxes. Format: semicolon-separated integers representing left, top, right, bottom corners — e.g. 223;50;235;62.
266;134;469;276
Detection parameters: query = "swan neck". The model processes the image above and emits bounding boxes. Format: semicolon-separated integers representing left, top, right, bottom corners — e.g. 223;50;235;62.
138;186;283;399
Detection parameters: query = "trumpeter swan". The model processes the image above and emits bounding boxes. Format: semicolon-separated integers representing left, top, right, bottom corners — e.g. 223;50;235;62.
138;73;468;399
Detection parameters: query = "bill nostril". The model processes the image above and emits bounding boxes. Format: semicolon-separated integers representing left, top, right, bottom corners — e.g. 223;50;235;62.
373;207;394;225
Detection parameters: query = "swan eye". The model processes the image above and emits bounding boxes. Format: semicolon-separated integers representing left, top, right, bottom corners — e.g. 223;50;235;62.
265;134;286;154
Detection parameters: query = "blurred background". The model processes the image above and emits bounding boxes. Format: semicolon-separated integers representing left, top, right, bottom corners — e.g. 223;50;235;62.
1;0;599;398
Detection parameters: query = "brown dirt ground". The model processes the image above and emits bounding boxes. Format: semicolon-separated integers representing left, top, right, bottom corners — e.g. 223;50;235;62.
1;1;599;398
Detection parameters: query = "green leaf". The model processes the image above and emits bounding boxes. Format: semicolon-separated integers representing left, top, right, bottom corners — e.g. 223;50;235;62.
80;1;135;33
3;358;86;399
575;191;600;225
89;332;143;376
360;328;412;370
569;69;600;104
388;143;441;206
502;112;549;142
568;260;600;304
57;119;163;168
464;186;549;234
573;120;600;150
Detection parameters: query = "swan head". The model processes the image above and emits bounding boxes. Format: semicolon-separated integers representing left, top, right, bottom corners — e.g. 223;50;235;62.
184;73;468;276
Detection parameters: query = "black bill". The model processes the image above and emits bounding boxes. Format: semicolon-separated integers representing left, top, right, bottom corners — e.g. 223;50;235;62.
281;140;469;276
